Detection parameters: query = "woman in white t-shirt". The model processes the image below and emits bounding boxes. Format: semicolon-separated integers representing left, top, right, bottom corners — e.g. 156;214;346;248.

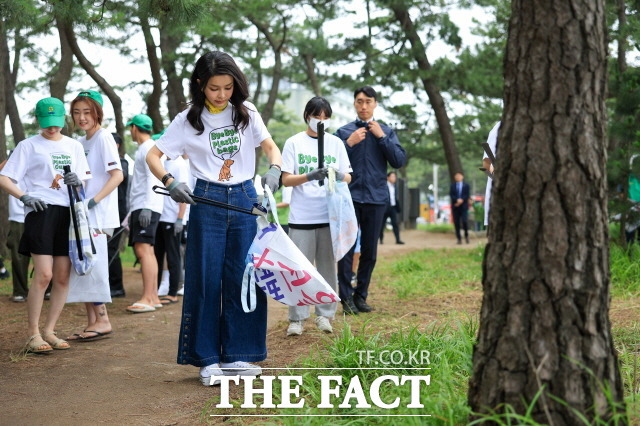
146;51;282;386
0;97;91;354
281;96;352;336
66;90;124;342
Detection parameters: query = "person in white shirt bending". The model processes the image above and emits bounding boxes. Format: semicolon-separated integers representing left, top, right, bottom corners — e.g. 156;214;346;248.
146;51;282;386
127;114;164;313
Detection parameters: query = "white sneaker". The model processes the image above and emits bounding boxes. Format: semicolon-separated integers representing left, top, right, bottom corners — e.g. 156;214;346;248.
219;361;262;376
177;285;184;296
287;321;303;336
199;363;223;386
315;316;333;333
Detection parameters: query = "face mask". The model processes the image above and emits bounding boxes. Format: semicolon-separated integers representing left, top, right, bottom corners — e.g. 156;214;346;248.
308;117;331;133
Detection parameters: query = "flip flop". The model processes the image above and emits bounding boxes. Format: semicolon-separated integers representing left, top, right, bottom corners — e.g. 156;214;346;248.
67;330;88;341
75;330;113;342
126;302;156;313
160;297;179;305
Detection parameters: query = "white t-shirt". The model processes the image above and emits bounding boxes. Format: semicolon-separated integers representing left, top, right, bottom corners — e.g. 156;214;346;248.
160;156;190;223
281;131;352;224
79;128;122;229
484;121;500;226
155;102;271;184
1;134;91;213
8;193;25;223
129;139;164;214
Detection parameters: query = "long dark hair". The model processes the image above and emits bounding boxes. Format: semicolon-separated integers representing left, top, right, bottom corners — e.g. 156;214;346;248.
187;51;250;135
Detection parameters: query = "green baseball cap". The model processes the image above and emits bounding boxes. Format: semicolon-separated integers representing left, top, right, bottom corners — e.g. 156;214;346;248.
151;129;166;140
35;97;66;128
77;90;104;106
127;114;153;132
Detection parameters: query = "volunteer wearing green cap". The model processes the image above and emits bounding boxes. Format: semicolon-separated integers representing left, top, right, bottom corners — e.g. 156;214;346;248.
0;97;91;354
65;90;124;342
127;113;164;313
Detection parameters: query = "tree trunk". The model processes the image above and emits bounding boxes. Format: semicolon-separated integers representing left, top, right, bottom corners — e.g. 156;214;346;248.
62;21;125;142
1;28;24;143
616;0;629;249
468;1;626;424
253;34;263;103
388;2;463;179
302;53;320;96
0;22;10;257
49;17;74;101
249;16;286;126
159;23;186;120
140;14;164;133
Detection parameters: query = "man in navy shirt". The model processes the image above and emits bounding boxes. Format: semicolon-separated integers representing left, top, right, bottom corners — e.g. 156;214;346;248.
335;86;407;314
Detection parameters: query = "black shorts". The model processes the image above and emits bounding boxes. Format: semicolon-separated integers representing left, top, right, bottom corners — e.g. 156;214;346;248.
128;209;161;246
19;205;70;257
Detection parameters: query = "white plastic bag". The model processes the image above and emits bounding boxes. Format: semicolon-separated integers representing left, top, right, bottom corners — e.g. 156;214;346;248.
326;168;358;261
67;233;111;303
241;186;341;312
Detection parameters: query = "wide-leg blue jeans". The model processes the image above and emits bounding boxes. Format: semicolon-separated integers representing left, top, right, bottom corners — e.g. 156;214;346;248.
177;179;267;367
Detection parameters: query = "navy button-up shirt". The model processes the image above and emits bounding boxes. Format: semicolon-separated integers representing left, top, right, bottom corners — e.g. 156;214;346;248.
335;120;407;205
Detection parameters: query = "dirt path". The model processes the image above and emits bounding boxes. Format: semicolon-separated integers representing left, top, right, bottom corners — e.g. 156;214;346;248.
0;229;481;425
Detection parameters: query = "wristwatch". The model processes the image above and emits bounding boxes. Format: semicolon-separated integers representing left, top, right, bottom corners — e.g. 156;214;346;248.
161;173;174;185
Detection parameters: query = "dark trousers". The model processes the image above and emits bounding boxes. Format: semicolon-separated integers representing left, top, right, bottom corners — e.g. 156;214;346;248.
7;221;30;297
155;222;182;297
452;207;469;241
108;227;125;292
338;202;386;301
380;204;401;243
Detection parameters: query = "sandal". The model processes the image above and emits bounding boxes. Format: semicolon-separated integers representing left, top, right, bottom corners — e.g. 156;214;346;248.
24;334;53;354
43;332;70;350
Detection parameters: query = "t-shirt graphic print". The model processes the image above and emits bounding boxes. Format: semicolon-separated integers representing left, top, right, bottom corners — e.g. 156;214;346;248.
209;125;241;182
49;152;73;189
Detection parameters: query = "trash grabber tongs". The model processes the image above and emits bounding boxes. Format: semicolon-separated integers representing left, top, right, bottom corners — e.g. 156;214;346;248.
153;185;268;216
63;165;84;260
479;142;496;179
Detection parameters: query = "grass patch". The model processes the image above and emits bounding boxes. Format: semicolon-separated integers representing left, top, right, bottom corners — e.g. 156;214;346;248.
417;223;455;233
376;247;484;298
610;243;640;297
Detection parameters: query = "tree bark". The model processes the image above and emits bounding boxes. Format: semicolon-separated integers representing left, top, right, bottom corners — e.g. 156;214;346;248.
302;53;321;96
468;1;626;424
159;23;186;121
388;2;463;179
62;21;125;141
49;17;74;101
248;14;286;126
140;14;164;133
1;27;24;143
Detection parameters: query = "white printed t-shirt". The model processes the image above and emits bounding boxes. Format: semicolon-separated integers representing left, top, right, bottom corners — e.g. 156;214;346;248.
484;121;500;226
160;156;190;223
79;128;122;229
129;139;164;214
1;134;91;214
281;131;352;224
8;192;25;223
155;102;271;184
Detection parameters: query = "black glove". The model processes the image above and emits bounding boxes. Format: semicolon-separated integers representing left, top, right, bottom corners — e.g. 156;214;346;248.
63;172;82;187
306;167;328;182
174;219;184;236
262;166;281;194
20;195;47;212
166;180;195;204
139;209;152;227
